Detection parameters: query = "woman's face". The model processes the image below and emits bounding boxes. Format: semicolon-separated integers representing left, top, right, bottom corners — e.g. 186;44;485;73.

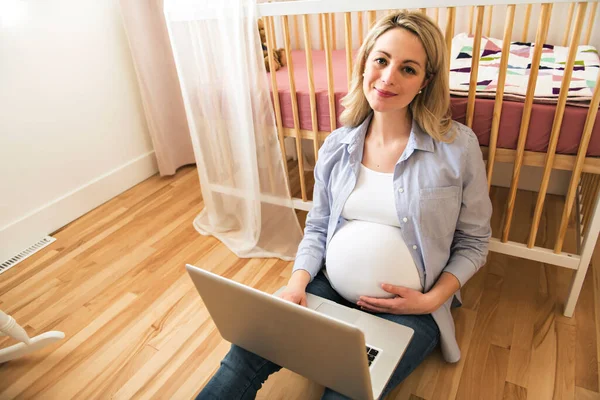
362;28;428;115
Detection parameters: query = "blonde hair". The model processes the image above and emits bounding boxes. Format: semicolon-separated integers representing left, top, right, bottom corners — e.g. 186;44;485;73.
340;10;454;142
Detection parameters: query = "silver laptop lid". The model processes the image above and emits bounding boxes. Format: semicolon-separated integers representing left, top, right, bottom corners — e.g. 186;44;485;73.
186;264;374;400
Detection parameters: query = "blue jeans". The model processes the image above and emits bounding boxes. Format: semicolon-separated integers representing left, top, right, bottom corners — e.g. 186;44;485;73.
197;271;440;400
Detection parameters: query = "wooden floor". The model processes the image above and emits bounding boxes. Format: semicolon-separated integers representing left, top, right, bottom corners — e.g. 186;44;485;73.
1;165;599;400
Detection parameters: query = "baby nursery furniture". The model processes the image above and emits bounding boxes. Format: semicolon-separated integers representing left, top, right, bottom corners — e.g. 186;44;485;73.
0;310;65;363
257;0;600;317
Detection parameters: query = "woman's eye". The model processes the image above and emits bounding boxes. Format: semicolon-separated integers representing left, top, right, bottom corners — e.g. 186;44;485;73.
404;67;416;74
374;58;387;65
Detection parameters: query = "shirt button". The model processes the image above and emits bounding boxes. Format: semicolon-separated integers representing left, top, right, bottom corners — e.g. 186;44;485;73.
412;245;418;250
398;188;404;193
402;217;408;223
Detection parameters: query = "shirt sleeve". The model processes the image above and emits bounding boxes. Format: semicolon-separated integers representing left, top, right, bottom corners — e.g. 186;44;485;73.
292;140;335;281
443;133;493;287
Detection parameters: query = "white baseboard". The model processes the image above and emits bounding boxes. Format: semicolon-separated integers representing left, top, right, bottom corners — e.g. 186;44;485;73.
0;151;158;263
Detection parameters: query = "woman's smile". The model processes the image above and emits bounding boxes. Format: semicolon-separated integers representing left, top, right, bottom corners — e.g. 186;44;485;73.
374;87;397;98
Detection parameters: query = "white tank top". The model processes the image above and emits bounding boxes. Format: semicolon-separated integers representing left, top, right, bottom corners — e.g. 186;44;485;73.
325;164;423;303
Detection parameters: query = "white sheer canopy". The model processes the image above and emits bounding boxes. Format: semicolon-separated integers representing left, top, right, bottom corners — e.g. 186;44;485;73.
164;0;303;260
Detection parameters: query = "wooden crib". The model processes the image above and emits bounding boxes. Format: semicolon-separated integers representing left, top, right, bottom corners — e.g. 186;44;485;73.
258;0;600;317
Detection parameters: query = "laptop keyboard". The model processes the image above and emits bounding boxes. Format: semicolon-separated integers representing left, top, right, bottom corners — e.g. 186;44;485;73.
366;346;379;366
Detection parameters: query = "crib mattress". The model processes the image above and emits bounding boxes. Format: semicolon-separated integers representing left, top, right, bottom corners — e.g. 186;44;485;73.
269;50;600;157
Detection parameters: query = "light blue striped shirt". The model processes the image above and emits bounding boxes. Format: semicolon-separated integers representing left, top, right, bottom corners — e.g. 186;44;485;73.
292;113;492;362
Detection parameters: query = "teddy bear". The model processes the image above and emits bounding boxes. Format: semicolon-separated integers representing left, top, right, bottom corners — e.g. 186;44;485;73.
257;18;286;72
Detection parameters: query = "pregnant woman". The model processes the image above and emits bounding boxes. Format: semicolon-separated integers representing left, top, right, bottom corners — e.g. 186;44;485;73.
198;10;492;400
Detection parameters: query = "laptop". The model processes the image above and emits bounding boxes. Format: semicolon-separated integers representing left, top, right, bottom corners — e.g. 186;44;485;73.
186;264;414;400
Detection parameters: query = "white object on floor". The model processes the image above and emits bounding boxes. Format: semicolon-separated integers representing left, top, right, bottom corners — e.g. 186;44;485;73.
0;310;65;363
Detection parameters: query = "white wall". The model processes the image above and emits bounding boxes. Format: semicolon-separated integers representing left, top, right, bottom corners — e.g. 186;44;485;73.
0;0;157;262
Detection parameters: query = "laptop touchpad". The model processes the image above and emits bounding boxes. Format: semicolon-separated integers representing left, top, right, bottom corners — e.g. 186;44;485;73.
315;303;360;324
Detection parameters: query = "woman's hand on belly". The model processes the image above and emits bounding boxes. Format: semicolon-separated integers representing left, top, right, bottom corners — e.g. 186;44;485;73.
356;284;436;315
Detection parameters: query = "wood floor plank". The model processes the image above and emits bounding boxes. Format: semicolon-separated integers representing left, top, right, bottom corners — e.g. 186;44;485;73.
480;345;510;400
111;304;210;399
490;262;520;349
29;275;193;399
575;263;600;392
0;292;138;398
455;272;503;400
503;382;528;400
146;328;226;400
527;297;558;400
258;369;323;400
414;350;444;399
430;307;477;400
388;349;428;399
575;386;600;399
506;260;540;388
169;338;233;400
555;322;577;400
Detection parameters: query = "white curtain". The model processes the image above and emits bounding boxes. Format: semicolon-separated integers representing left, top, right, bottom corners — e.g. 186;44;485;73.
164;0;303;260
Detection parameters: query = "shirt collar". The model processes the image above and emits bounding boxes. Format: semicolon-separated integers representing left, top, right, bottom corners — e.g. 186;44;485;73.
342;113;435;159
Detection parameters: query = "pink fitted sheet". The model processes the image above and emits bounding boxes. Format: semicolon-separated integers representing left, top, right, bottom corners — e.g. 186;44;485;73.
269;50;600;156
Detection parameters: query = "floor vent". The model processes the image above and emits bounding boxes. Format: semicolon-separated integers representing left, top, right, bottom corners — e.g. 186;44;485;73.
0;236;56;275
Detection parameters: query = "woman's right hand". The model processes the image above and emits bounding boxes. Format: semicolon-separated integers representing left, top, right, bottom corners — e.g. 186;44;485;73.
279;286;307;306
278;270;311;307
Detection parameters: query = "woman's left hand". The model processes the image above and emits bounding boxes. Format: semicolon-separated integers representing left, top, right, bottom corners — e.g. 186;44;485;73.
357;284;439;315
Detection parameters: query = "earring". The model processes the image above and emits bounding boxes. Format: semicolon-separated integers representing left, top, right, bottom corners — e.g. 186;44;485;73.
362;72;365;77
418;89;422;94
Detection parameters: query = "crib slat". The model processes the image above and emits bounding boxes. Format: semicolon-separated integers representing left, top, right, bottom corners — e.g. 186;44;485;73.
293;15;300;50
521;4;532;42
546;4;554;37
322;13;337;133
303;14;320;165
580;173;590;215
368;10;376;28
585;176;600;234
584;1;598;45
420;8;426;14
466;6;485;129
555;70;600;253
445;7;456;71
585;176;600;233
501;3;552;243
331;13;337;51
485;5;493;37
265;17;289;185
358;11;364;44
468;6;474;35
528;2;588;248
585;175;597;228
269;15;277;49
434;8;440;25
582;174;595;233
562;3;575;47
282;15;307;202
319;13;324;50
345;12;353;93
581;174;592;228
486;5;516;192
583;175;600;234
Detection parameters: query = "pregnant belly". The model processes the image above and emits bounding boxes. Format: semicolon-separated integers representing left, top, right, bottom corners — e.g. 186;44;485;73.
325;220;423;303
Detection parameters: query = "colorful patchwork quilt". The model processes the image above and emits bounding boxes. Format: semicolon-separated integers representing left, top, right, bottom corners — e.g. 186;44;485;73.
449;33;600;106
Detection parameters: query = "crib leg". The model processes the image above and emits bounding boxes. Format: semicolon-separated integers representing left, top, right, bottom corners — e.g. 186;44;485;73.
564;188;600;317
